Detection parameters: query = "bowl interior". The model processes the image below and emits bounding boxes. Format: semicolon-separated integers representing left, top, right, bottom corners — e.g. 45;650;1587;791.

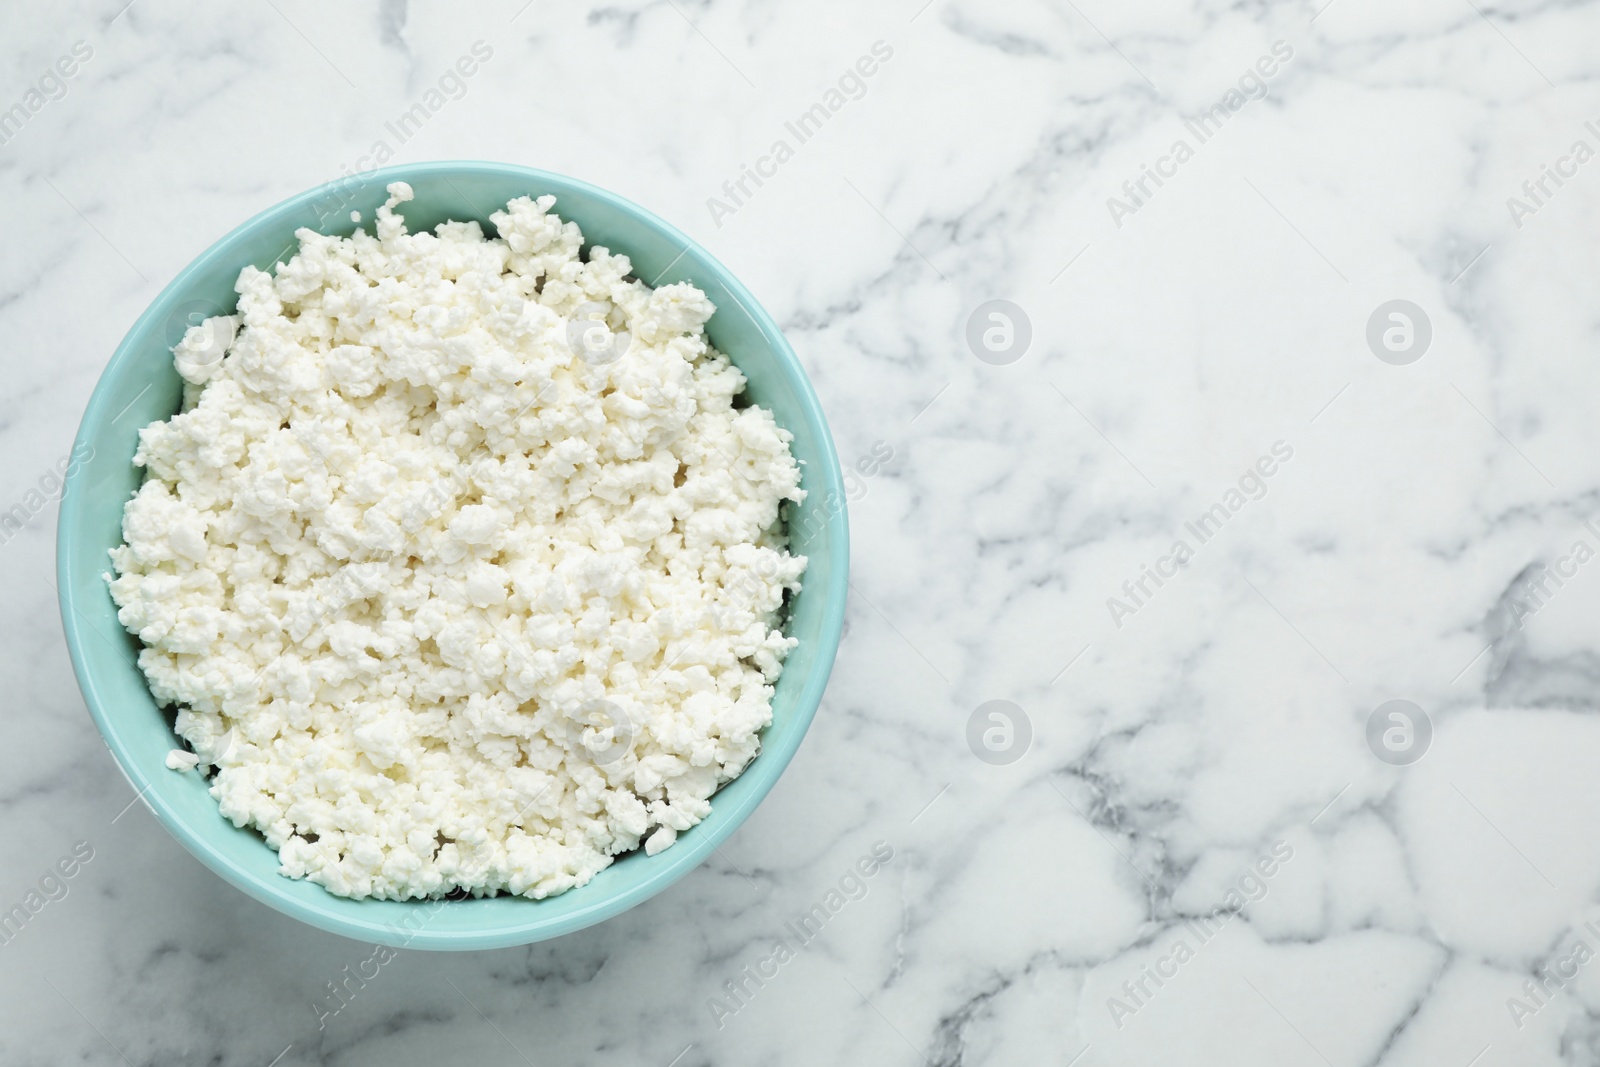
58;162;847;949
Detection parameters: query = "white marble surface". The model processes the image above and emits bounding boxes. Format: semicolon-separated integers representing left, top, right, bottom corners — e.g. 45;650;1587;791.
6;0;1600;1063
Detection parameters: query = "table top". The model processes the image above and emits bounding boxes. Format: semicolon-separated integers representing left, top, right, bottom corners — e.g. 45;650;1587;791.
3;1;1596;1064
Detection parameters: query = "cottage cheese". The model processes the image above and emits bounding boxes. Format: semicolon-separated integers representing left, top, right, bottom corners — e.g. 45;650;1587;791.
108;183;806;900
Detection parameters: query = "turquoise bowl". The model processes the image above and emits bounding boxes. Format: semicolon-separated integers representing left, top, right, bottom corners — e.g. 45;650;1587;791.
57;161;848;950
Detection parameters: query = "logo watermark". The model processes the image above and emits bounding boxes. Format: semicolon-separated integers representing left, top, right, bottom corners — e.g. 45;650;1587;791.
965;300;1031;365
573;699;634;767
967;700;1031;765
565;301;631;365
1366;300;1431;365
1365;699;1431;766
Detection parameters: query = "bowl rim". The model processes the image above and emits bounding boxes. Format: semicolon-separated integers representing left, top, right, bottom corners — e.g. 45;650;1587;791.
56;159;849;950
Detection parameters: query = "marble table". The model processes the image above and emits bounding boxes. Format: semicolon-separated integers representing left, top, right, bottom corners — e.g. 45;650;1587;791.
4;0;1599;1063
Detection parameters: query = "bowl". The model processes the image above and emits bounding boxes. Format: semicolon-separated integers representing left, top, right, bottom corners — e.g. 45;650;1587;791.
56;161;848;950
